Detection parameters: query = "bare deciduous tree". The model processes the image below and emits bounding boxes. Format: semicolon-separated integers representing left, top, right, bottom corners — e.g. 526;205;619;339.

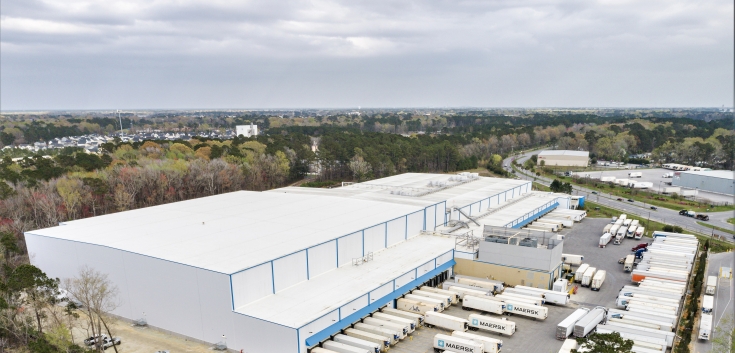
64;266;120;353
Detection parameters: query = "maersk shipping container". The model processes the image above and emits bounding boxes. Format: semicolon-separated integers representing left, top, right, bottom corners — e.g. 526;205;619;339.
433;334;484;353
451;331;502;353
503;301;548;320
467;314;516;336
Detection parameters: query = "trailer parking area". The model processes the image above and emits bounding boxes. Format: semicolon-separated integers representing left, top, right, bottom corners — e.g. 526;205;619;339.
392;217;640;353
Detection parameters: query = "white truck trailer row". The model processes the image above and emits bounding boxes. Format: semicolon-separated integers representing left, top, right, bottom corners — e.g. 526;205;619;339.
508;285;570;305
420;286;461;303
556;308;590;340
600;323;675;347
332;334;382;353
454;276;504;292
443;285;492;300
595;325;670;349
352;323;400;345
461;295;505;315
573;307;606;338
320;341;372;353
616;293;680;308
379;307;424;326
607;308;677;326
371;313;416;332
362;317;409;339
618;286;682;300
403;294;445;311
607;317;674;332
343;328;391;351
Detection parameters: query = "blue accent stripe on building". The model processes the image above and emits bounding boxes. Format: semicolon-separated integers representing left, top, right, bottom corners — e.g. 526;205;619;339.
510;202;558;229
270;261;276;293
303;259;456;347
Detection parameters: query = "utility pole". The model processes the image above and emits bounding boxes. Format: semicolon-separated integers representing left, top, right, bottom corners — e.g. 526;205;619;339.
118;110;123;136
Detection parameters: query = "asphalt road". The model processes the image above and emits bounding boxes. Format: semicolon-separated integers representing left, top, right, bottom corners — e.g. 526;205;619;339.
694;252;735;353
504;150;735;243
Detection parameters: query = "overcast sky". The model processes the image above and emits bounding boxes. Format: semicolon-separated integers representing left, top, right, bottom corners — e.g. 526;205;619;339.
1;0;732;110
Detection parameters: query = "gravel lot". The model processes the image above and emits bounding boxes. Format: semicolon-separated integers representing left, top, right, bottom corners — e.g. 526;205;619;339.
391;217;638;353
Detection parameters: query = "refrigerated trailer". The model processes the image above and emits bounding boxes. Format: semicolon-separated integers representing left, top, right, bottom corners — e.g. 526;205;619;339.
333;334;381;353
379;308;424;326
456;278;503;292
495;294;544;306
404;294;445;311
412;289;453;306
556;308;590;340
607;318;673;331
510;285;569;305
504;301;548;320
323;340;373;353
562;254;584;265
343;329;391;351
702;295;714;313
371;313;416;332
619;285;682;299
631;270;688;284
445;285;492;300
462;295;505;315
396;298;440;314
706;276;718;295
425;312;469;331
420;286;461;303
573;307;606;338
581;267;597;287
467;314;516;336
432;334;484;353
362;317;408;339
591;270;606;291
599;233;612;248
451;331;502;353
607;308;677;326
575;264;590;283
352;324;399;345
595;325;669;348
502;288;545;299
601;324;674;347
624;255;635;272
616;293;680;308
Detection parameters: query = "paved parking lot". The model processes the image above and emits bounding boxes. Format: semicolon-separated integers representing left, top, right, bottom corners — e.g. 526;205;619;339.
390;217;638;353
571;168;732;204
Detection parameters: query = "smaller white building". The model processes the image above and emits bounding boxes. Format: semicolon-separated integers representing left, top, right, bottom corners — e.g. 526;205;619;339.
236;124;259;138
537;150;589;167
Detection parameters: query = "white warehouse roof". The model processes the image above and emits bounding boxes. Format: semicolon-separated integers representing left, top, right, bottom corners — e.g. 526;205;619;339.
679;170;734;180
28;191;425;274
238;234;456;328
538;150;589;157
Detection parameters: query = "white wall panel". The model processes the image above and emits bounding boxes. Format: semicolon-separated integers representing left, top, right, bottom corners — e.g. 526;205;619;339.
78;243;132;318
231;313;297;353
394;270;416;290
505;190;513;201
455;251;476;260
273;250;307;292
425;205;436;230
417;260;435;277
490;195;499;208
123;251;204;340
307;241;336;279
25;234;81;283
480;199;488;211
406;211;423;239
435;203;445;228
386;218;406;247
369;282;393;304
338;232;362;267
363;224;385;254
300;310;340;349
195;269;234;344
436;251;453;266
340;294;368;320
231;263;272;309
471;202;481;215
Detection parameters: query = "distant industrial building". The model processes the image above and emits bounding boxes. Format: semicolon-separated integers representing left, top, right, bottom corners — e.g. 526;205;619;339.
537;150;590;167
672;170;735;196
27;172;574;353
236;123;259;137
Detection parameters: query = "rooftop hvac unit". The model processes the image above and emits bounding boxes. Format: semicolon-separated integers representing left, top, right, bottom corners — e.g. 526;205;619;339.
485;236;509;244
519;238;538;248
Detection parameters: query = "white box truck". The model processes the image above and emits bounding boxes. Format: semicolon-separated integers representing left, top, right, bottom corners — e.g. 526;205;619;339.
562;254;584;265
425;312;469;331
371;313;415;332
467;314;516;336
451;331;502;353
702;295;714;313
698;313;712;340
396;298;439;314
624;255;635;272
412;290;453;306
556;308;590;340
404;294;445;311
574;264;589;283
343;329;391;351
333;334;381;353
581;267;597;287
627;225;637;238
420;286;460;303
591;270;606;291
543;291;571;306
433;334;484;353
380;307;423;326
599;233;612;248
705;276;717;295
573;307;606;337
503;301;548;320
362;317;408;339
603;224;613;234
610;224;621;238
352;323;399;345
634;227;644;240
462;295;505;315
445;285;492;300
629;172;642;178
323;340;372;353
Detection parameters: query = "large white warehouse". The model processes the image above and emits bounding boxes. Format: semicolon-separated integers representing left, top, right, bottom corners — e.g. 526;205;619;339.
26;173;571;353
672;170;734;195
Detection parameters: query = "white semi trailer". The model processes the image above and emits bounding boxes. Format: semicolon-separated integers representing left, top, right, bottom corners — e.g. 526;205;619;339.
461;295;505;315
495;294;543;306
556;308;590;340
574;264;590;283
371;313;416;332
467;314;516;336
352;323;399;345
445;285;492;300
396;298;440;314
432;334;483;353
503;301;548;320
362;317;408;339
343;328;391;351
404;294;445;311
451;331;502;353
699;314;712;340
333;334;381;353
412;289;453;306
425;312;469;331
323;340;372;353
420;286;461;303
573;307;606;338
379;307;424;326
591;270;606;291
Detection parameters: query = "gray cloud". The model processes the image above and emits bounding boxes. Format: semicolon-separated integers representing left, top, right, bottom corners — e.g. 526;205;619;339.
1;0;732;109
